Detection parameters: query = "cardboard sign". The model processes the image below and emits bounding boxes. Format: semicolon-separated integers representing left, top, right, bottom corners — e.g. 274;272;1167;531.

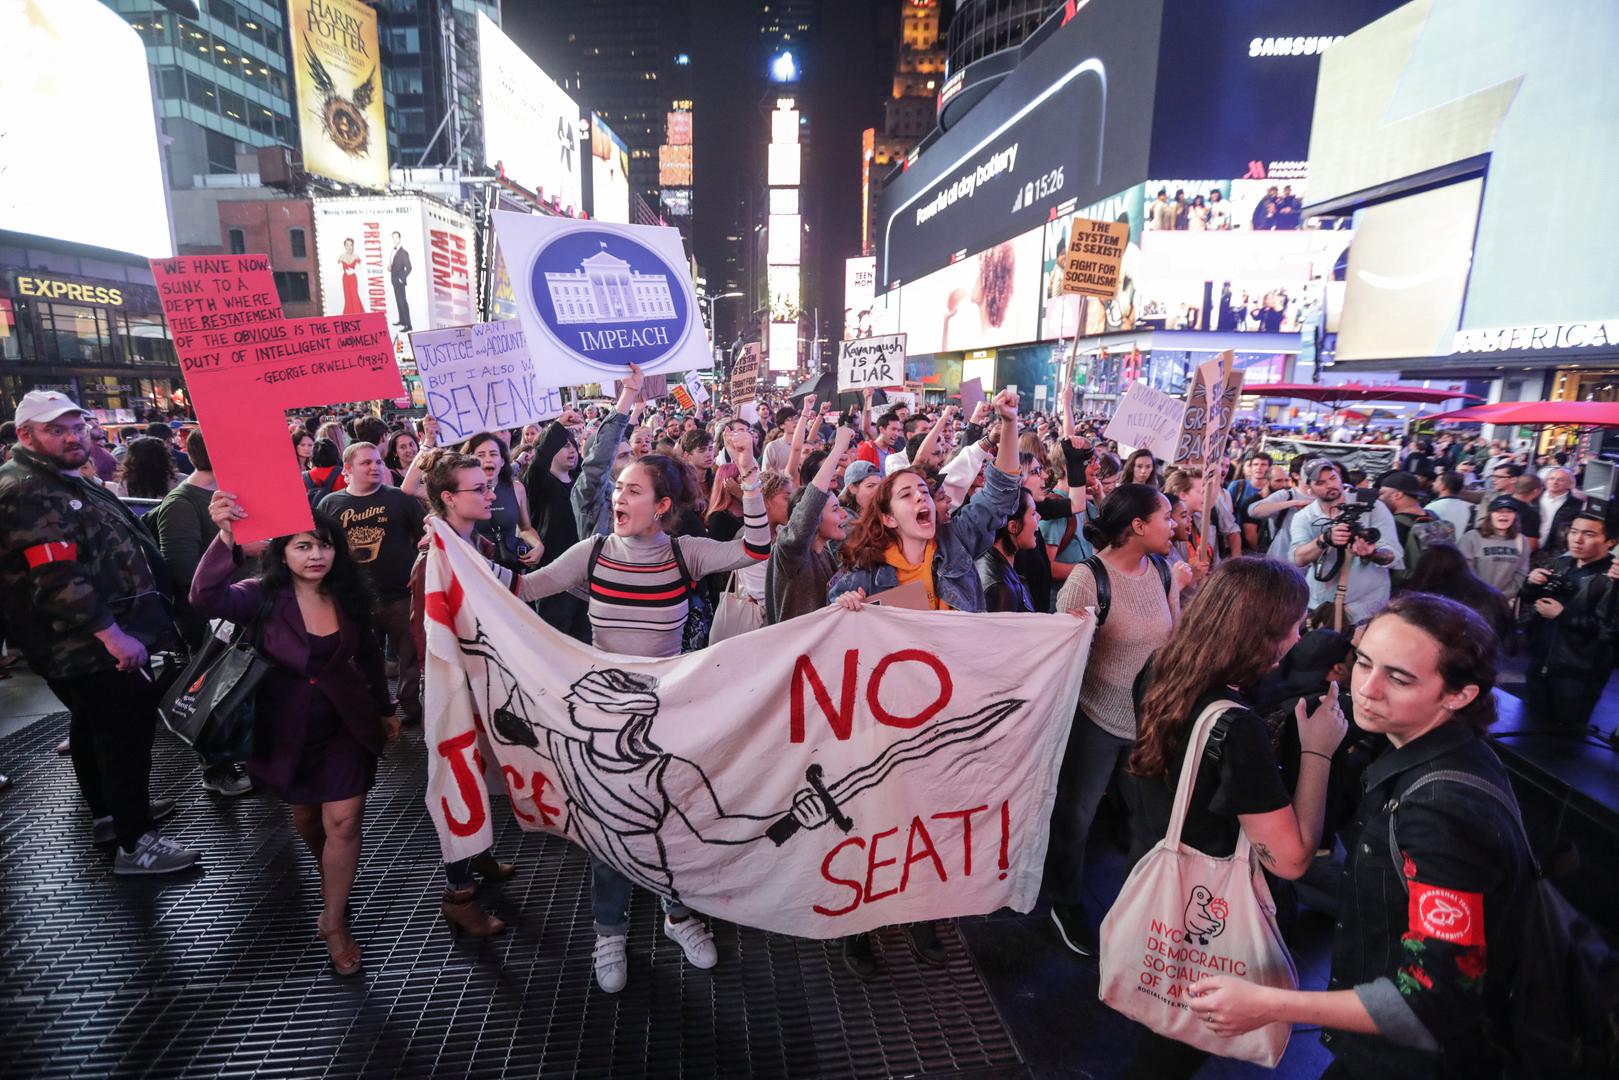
1104;381;1186;460
492;212;713;386
1199;350;1243;466
411;320;561;442
959;377;985;417
1061;218;1130;299
731;342;761;405
1174;365;1214;466
837;333;907;392
683;370;710;404
884;391;917;413
149;254;402;545
671;384;695;410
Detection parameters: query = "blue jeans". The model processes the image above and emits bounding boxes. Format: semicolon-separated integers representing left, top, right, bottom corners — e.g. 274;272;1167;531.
591;855;690;936
1044;712;1133;907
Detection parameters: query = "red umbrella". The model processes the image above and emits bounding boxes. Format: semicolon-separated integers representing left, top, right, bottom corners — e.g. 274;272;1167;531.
1425;400;1619;427
1244;382;1483;405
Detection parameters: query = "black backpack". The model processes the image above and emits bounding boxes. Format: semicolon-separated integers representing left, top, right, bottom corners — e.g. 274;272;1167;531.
1392;770;1619;1077
587;534;711;653
304;468;340;511
1081;553;1172;627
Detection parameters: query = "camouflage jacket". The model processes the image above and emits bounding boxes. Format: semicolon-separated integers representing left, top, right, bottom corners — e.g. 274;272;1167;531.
0;446;180;679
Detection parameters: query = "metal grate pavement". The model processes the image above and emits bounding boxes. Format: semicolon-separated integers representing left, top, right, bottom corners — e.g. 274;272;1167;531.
0;713;1026;1079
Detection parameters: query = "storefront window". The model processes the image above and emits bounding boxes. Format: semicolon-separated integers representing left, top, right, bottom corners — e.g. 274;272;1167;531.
0;299;20;362
119;312;177;368
37;303;110;365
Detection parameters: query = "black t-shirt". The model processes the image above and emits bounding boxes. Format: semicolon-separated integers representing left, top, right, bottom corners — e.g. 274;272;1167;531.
317;486;427;601
534;475;577;566
1125;688;1291;860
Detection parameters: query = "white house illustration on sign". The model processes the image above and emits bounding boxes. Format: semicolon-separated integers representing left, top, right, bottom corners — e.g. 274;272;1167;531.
545;243;677;325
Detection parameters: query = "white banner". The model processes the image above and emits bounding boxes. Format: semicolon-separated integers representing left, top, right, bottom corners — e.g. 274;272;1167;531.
421;519;1093;938
493;212;712;386
837;333;907;392
1104;381;1186;460
411;321;563;442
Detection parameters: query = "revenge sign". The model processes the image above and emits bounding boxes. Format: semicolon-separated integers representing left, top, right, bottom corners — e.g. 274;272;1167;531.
1061;218;1129;300
837;333;907;392
411;320;562;441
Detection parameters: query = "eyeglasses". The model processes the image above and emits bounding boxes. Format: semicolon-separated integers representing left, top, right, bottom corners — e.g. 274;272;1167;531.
451;484;491;496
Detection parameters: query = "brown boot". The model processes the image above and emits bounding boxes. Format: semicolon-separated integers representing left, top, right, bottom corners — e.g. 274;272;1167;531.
441;887;506;938
470;851;517;881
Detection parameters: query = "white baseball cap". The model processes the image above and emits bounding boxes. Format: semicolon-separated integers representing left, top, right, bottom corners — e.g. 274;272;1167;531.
13;389;84;427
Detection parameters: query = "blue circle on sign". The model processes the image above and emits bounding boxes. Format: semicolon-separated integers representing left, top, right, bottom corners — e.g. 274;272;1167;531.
526;228;690;373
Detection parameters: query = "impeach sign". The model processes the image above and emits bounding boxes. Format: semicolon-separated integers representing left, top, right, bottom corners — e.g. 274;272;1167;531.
837;333;907;392
1061;218;1129;300
411;320;563;442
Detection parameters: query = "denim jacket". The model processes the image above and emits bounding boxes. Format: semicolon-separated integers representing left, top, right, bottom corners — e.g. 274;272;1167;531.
1322;722;1530;1078
826;462;1021;613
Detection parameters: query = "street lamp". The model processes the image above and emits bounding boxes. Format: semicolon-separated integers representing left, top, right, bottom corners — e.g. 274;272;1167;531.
699;290;744;366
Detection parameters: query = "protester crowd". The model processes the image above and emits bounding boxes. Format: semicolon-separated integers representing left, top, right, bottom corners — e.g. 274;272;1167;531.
1;374;1616;1079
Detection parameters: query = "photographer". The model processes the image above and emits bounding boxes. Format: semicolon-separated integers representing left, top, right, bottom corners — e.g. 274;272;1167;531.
1288;460;1401;626
1521;506;1616;729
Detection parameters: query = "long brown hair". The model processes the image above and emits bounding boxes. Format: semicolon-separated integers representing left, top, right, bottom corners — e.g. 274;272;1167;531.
1131;558;1309;777
839;467;927;570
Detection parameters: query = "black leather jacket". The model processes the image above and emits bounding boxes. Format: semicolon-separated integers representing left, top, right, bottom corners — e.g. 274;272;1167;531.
1521;552;1616;676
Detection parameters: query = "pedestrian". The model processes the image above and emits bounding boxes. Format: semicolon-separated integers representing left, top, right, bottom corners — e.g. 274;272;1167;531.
1047;483;1190;955
521;413;588;640
1288;461;1401;626
117;436;180;500
978;487;1039;612
1458;498;1530;605
317;442;428;726
1189;594;1530;1079
461;432;544;569
1116;558;1343;1077
383;428;419;487
765;427;856;625
198;495;398;975
0;391;191;873
1521;507;1617;729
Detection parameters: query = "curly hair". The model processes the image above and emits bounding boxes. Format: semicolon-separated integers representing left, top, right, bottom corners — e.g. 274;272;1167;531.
117;436;177;499
838;468;929;570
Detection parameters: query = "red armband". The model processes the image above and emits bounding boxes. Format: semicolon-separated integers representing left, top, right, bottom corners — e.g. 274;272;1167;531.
23;541;77;568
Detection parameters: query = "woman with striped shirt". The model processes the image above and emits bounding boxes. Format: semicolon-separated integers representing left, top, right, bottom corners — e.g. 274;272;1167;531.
508;408;772;993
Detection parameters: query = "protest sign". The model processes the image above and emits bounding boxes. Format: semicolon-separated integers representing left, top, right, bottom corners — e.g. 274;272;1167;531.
1263;437;1398;476
671;384;695;410
1196;351;1243;552
731;343;761;405
683;370;710;404
837;333;906;392
1061;217;1130;299
1104;381;1186;460
884;390;917;413
411;320;560;442
1174;365;1213;466
959;377;985;417
421;518;1093;937
492;212;712;386
149;254;401;544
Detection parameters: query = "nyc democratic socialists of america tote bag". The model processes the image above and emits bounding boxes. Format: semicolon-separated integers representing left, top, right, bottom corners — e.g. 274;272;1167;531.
1098;699;1298;1067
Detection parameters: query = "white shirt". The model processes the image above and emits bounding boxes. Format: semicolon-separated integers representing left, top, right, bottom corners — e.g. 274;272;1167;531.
1538;491;1570;545
1289;497;1402;625
1425;496;1474;539
883;447;912;476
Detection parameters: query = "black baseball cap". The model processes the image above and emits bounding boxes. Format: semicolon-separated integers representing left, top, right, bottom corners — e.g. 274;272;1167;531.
1378;471;1424;497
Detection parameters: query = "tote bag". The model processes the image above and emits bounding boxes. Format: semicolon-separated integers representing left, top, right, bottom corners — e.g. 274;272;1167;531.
709;571;765;644
1098;699;1298;1067
159;601;273;762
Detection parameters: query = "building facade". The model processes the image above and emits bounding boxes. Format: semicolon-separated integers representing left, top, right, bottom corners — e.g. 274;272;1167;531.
377;0;500;174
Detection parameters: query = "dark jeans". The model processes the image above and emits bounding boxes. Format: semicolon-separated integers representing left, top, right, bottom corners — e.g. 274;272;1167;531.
1124;1027;1209;1080
591;855;689;936
1045;712;1134;906
537;592;591;644
46;667;160;850
374;596;420;720
1526;670;1606;730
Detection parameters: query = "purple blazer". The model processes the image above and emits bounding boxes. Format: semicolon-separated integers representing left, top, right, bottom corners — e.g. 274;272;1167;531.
189;536;390;790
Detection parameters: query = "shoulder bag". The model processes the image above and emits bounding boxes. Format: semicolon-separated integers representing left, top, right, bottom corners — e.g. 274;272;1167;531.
1098;698;1298;1067
159;595;274;763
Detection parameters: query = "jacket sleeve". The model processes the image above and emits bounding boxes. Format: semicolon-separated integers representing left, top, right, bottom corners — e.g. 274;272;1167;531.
187;534;264;624
1355;790;1516;1051
773;484;827;578
940;440;989;510
0;480;114;638
572;409;629;539
408;554;427;663
155;492;205;590
948;462;1021;561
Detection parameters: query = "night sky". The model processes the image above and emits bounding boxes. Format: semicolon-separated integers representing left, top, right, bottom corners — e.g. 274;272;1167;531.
505;0;893;344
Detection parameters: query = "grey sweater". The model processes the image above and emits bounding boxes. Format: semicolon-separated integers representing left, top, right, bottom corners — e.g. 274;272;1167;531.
764;484;837;625
1458;531;1529;598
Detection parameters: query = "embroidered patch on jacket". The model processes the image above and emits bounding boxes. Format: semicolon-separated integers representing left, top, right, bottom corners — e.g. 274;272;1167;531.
1408;881;1485;946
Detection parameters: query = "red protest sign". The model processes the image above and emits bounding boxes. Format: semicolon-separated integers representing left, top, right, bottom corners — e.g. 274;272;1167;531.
149;254;403;544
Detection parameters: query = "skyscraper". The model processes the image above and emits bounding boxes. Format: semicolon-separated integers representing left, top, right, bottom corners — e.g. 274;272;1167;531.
109;1;296;180
376;0;501;174
862;0;945;254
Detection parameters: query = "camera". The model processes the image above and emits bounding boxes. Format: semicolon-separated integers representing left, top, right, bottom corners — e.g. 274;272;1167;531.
1327;489;1381;546
1540;570;1579;602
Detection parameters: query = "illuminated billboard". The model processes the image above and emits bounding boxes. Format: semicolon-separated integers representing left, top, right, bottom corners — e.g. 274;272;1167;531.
770;188;800;215
768;266;801;323
478;12;582;213
658;144;693;187
844;256;877;340
0;0;172;257
899;228;1043;354
312;195;476;348
768;143;801;188
769;321;798;371
768;214;801;266
289;0;388;190
660;188;692;217
771;106;799;145
666;110;693;146
590;114;631;223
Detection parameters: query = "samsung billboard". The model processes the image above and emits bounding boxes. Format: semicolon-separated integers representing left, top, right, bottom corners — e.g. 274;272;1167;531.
874;0;1161;292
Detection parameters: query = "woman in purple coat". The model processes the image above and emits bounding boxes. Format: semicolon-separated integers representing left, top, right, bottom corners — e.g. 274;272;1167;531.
192;494;398;977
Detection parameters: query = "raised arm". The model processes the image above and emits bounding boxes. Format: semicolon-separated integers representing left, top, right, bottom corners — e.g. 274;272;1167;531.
913;405;957;471
676;428;773;577
572;363;640;538
400;415;438;498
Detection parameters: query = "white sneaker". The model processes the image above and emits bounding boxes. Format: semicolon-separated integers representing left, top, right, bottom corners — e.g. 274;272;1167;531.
113;831;198;876
663;916;717;970
593;933;628;993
